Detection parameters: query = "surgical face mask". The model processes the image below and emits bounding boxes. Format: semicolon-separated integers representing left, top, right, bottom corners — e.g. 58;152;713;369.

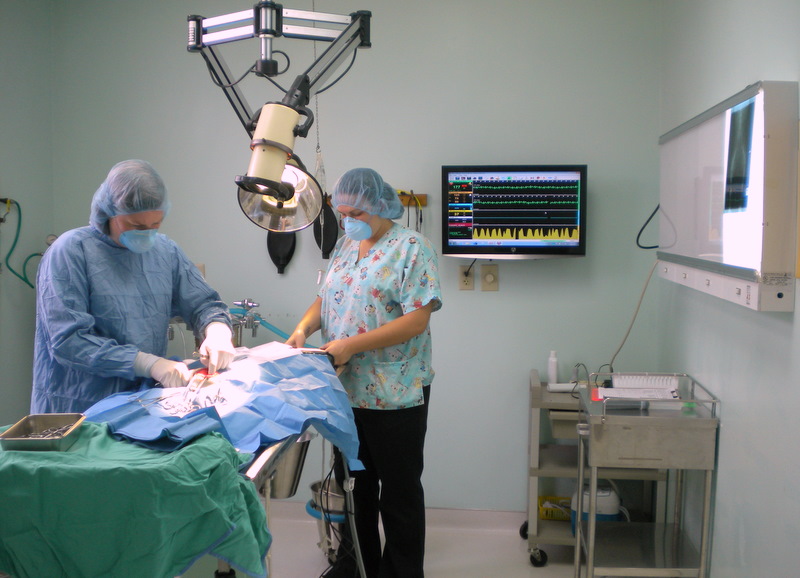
342;217;373;241
119;229;158;253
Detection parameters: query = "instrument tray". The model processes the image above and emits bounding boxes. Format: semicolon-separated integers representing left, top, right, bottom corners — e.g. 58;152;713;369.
0;413;85;451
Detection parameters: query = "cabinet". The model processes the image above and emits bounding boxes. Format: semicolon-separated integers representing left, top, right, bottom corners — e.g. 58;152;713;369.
525;370;667;567
573;374;720;577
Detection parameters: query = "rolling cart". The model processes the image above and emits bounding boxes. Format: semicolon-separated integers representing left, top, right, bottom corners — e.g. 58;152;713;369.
573;373;720;577
525;370;667;567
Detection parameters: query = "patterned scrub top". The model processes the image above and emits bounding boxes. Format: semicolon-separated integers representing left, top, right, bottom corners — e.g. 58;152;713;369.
320;223;442;410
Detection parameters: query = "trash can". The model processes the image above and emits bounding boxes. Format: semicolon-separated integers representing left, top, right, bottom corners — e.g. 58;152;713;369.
307;478;346;563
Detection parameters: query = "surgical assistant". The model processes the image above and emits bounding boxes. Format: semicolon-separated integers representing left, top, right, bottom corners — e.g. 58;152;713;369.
287;168;442;578
31;159;235;414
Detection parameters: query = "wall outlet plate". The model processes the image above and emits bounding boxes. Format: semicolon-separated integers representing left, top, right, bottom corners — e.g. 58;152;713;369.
459;265;474;290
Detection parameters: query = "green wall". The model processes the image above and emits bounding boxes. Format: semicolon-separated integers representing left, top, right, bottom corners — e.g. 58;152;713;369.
2;0;664;513
10;1;800;575
657;2;800;575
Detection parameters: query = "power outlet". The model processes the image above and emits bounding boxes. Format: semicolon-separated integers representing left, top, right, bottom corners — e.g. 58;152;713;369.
481;264;499;291
458;265;474;290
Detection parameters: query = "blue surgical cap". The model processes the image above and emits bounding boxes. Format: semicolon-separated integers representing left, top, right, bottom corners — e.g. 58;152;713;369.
90;159;171;234
331;168;404;219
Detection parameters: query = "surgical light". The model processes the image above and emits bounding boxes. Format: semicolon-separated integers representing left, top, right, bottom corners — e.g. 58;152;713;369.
234;101;321;232
238;161;323;232
235;102;299;201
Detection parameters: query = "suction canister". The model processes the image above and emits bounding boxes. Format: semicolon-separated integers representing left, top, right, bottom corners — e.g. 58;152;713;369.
570;486;621;534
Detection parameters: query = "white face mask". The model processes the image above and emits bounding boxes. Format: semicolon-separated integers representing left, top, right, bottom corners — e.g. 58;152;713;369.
342;217;373;241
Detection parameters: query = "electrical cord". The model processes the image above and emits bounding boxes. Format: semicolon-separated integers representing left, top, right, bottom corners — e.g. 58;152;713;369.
412;192;422;231
203;48;291;91
315;50;358;95
398;190;423;232
541;499;571;517
573;363;590;383
608;261;658;372
205;61;257;89
569;363;590;400
318;458;361;578
636;203;660;249
464;258;477;277
602;479;631;521
265;50;358;102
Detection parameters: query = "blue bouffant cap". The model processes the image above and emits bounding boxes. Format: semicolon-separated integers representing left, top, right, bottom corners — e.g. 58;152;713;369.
331;168;404;219
90;159;171;233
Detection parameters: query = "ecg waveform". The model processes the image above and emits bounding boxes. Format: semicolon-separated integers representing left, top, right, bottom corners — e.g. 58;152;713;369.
446;178;582;243
473;192;577;209
473;227;579;241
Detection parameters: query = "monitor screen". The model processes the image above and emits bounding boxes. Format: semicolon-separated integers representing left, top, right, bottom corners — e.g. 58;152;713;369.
442;165;587;259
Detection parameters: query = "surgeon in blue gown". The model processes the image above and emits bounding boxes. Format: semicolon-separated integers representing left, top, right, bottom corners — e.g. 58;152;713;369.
31;159;235;414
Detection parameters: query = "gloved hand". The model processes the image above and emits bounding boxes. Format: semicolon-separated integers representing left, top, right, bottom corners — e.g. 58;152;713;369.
198;322;235;374
150;357;192;388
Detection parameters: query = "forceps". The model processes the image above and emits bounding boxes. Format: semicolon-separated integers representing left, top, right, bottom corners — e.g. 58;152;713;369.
183;368;216;401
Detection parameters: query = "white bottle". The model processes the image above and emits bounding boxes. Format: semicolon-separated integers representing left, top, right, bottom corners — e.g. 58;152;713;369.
547;350;558;384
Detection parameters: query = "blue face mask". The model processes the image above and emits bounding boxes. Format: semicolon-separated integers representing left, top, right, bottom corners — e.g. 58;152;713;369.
119;229;158;253
342;217;373;241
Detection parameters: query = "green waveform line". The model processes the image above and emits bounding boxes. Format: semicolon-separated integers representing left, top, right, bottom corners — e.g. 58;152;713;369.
473;199;578;206
475;184;579;191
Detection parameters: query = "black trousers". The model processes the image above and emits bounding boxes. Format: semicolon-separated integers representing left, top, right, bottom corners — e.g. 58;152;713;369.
334;386;431;578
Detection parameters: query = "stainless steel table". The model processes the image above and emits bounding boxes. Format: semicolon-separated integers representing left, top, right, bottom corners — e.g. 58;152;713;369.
573;374;720;578
526;371;667;568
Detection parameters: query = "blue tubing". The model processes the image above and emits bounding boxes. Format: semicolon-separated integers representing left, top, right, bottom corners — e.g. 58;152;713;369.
228;307;291;341
305;499;346;524
258;318;290;341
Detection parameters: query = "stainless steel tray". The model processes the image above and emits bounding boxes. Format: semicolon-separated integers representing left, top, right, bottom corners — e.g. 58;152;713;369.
0;413;85;451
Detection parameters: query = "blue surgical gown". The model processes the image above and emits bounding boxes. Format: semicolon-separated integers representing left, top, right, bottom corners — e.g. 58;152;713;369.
31;226;230;414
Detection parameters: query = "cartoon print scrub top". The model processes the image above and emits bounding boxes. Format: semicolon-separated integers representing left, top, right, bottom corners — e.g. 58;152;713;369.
320;223;442;410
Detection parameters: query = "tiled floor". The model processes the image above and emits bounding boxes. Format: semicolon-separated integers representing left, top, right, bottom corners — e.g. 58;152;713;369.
183;501;575;577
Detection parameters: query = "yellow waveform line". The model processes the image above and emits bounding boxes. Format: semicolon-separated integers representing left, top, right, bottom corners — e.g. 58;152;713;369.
474;227;578;240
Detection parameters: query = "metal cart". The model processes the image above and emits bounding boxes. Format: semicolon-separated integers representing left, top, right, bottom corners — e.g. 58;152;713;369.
573;373;720;578
525;371;668;568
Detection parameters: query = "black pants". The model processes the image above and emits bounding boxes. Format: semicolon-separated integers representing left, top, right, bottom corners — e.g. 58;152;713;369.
333;386;430;578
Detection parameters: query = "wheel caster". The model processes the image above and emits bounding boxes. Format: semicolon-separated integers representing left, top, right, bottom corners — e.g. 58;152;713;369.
530;548;548;567
519;520;528;539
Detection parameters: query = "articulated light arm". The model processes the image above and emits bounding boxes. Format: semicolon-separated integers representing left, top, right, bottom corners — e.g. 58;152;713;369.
192;44;256;136
187;3;370;232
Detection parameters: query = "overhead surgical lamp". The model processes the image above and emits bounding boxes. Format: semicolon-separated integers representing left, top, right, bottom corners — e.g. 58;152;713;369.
237;158;322;232
187;2;371;232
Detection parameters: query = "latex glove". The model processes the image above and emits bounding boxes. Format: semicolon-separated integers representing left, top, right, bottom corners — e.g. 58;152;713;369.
199;322;235;374
150;357;192;388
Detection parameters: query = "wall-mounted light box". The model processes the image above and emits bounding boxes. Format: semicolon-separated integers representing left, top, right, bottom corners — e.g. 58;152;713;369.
658;81;799;311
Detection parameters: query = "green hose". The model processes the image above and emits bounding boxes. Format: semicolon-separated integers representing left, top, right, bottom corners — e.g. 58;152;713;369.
1;199;36;288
